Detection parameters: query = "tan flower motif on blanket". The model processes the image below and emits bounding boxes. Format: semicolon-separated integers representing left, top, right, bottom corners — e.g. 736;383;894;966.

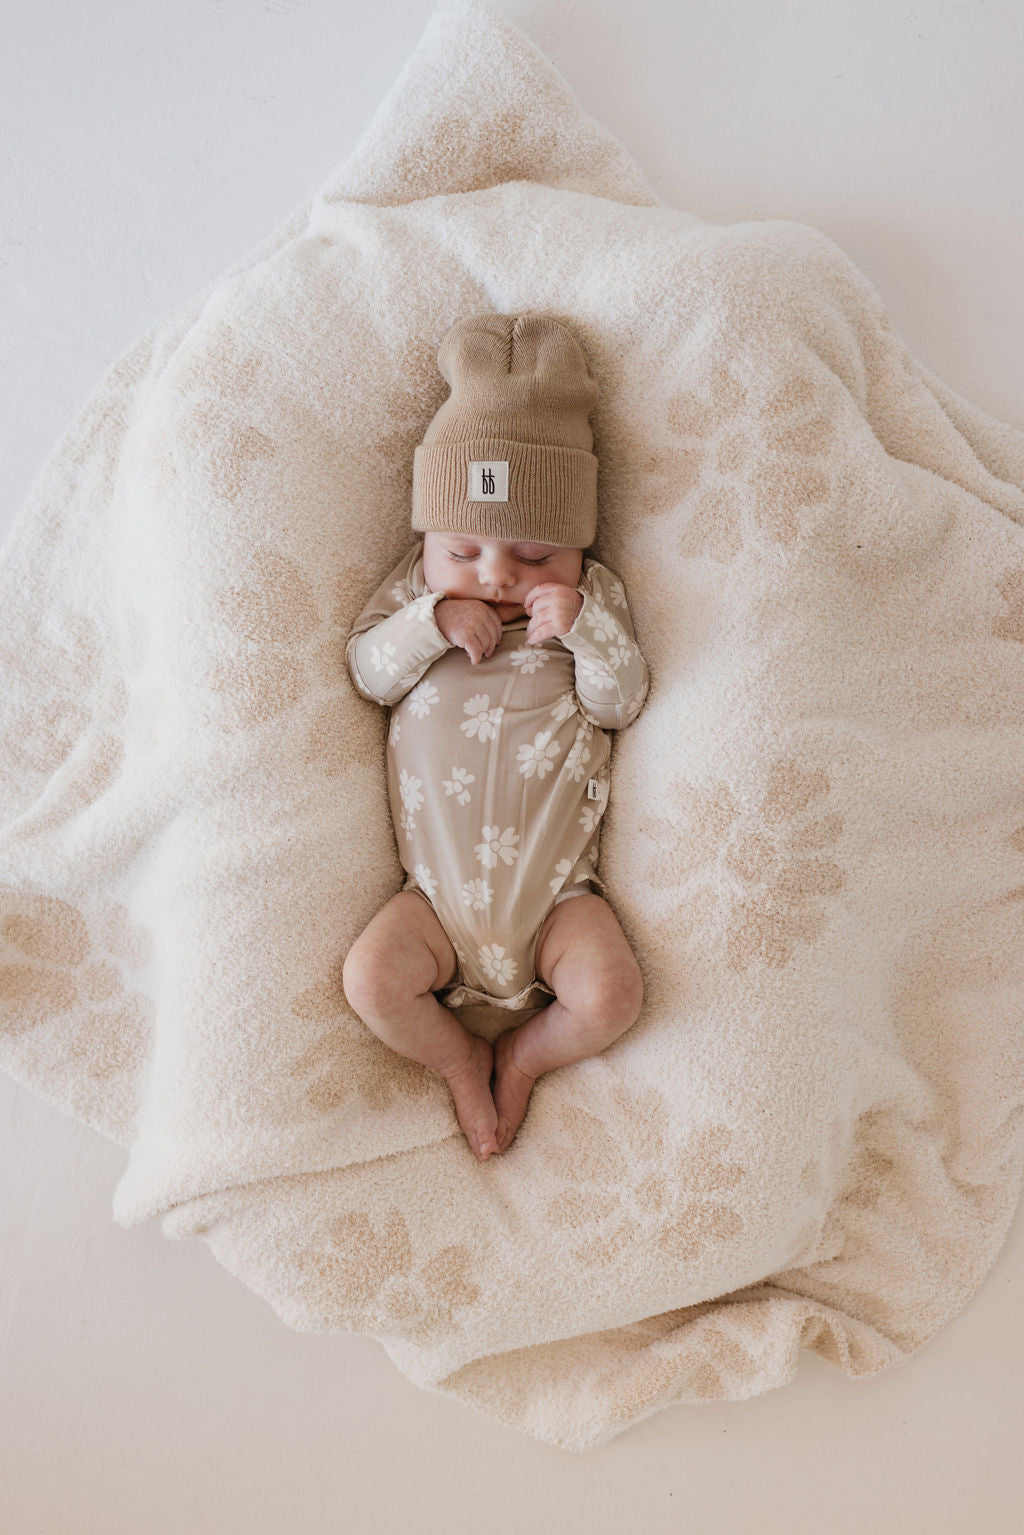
587;1308;767;1414
0;610;122;786
638;756;843;972
538;1083;746;1268
725;757;844;970
0;890;152;1085
288;970;434;1112
443;1295;773;1428
295;1205;483;1343
669;362;837;560
206;548;403;780
207;548;318;726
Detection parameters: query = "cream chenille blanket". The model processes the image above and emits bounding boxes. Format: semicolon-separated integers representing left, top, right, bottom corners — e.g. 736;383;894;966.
3;0;1024;1451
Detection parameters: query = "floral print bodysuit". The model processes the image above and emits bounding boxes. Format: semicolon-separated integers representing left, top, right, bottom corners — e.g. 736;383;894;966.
346;541;649;1009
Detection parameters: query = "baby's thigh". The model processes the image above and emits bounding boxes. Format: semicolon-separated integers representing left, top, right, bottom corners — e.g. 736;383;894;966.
342;891;458;1006
533;893;643;1021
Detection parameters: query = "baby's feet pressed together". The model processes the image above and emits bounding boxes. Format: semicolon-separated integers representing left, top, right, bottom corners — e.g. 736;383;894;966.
442;1026;537;1160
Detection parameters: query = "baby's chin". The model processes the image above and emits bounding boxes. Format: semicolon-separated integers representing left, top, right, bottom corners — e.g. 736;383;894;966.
489;600;526;619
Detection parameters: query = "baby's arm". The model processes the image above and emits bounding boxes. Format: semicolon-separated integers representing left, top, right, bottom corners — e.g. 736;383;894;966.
559;561;650;730
346;548;451;706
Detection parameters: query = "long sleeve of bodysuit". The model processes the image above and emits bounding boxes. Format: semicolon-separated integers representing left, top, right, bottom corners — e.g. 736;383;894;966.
557;561;649;730
346;545;452;706
346;541;650;730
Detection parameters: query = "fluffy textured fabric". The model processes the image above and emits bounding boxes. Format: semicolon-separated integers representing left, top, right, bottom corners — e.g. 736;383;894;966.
2;0;1024;1452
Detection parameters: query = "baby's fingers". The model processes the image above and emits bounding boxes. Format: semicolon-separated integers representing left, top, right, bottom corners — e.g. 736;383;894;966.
466;630;488;663
469;625;498;664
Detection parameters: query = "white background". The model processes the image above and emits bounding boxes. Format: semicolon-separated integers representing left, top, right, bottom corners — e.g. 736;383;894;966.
2;1;1023;1529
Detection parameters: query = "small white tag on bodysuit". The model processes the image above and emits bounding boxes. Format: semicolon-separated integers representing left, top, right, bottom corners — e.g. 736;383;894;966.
468;461;509;501
587;778;600;800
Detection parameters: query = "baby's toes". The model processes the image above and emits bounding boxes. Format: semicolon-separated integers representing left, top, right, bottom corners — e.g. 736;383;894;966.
475;1108;499;1158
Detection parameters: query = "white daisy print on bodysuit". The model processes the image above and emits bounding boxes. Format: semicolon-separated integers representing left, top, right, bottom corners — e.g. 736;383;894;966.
516;730;561;779
460;878;493;910
407;679;439;717
549;858;573;894
370;639;399;676
581;603;619;645
479;944;518;986
579;778;609;834
399;769;423;815
398;769;423;838
442;766;474;804
412;864;438;899
563;722;593;782
509;645;549;676
460;693;504;741
604;573;627;609
475;825;520;868
575;653;617;692
549;690;578;723
403;591;441;623
606;640;633;672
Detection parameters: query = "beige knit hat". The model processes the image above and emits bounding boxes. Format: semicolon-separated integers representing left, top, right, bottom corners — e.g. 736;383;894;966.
412;312;599;546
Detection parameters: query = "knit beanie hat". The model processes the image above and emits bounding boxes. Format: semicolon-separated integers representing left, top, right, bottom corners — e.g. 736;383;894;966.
412;312;599;547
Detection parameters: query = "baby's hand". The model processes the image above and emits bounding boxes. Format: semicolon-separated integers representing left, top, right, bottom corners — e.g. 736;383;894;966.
523;583;584;645
434;597;504;664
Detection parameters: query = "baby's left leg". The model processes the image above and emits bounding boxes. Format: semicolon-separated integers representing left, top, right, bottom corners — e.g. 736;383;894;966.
491;893;643;1154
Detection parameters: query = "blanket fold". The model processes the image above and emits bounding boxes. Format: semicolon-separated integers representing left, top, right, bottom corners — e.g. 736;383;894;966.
2;0;1023;1451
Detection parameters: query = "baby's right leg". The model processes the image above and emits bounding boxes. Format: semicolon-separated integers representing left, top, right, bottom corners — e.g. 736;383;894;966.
341;892;499;1160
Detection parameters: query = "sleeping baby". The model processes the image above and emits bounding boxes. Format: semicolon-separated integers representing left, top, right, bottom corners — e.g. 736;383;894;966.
342;313;650;1160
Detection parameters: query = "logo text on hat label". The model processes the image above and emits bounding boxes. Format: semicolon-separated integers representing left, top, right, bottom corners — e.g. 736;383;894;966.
468;461;509;501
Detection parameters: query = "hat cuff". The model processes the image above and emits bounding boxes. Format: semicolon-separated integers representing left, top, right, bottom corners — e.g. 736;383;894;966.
412;439;597;547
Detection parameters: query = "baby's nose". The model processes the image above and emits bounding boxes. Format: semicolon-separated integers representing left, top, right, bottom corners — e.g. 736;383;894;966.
479;561;515;588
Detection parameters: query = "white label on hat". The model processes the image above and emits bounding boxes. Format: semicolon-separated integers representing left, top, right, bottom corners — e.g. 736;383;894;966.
468;461;509;501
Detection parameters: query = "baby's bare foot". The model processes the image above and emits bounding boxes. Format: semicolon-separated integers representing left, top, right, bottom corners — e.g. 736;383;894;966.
442;1033;499;1160
491;1027;539;1154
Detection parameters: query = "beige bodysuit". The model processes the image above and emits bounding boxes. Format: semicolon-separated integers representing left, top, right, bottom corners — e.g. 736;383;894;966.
346;542;649;1009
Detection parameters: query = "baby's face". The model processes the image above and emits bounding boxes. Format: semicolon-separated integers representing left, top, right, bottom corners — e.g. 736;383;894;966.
422;531;584;621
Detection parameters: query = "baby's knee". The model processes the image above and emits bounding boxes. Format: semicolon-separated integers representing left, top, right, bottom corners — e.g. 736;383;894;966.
574;953;644;1041
341;934;393;1017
